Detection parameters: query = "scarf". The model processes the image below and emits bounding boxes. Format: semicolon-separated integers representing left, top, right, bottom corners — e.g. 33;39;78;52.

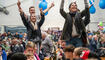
31;22;38;30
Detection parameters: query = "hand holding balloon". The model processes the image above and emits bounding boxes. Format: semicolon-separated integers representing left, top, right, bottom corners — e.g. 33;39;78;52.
39;0;55;16
43;2;55;15
39;0;48;15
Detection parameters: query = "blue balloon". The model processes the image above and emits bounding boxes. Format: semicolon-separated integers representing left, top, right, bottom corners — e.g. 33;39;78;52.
41;2;47;10
89;5;96;14
89;0;96;14
39;2;42;8
44;11;48;15
39;2;47;9
43;0;45;2
39;0;48;16
99;0;105;9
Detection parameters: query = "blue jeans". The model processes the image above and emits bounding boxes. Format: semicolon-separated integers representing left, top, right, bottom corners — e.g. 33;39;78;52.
66;37;83;47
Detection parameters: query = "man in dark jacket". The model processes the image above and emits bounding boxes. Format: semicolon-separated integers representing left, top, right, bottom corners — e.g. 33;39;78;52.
10;38;24;53
60;0;90;47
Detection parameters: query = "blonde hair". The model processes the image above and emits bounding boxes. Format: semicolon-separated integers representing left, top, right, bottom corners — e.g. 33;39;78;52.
26;41;35;49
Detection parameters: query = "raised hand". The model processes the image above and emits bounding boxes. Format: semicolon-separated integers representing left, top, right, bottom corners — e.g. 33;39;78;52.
17;0;24;14
39;8;44;15
17;0;21;8
50;2;55;8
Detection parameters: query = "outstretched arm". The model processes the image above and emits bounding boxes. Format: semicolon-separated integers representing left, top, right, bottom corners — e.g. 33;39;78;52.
43;2;55;14
17;0;28;27
17;0;28;19
39;2;54;15
38;3;54;27
38;11;45;27
60;0;67;19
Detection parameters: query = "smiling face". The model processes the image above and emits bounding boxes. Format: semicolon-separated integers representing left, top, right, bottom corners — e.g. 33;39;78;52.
26;47;34;54
30;14;36;23
69;2;77;12
29;6;35;15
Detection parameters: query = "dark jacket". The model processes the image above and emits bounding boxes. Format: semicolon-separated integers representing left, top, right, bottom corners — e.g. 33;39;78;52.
20;12;45;40
60;0;90;45
10;44;24;53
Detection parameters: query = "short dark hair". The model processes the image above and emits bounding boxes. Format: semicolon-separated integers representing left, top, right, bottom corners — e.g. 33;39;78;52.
29;6;35;11
11;53;27;60
63;45;75;52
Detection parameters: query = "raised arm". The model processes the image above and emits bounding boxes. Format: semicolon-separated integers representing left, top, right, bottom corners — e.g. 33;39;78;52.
60;0;67;19
38;12;45;27
43;2;54;14
81;0;89;18
17;0;28;19
82;0;93;26
38;2;54;20
38;4;54;27
20;12;28;27
83;5;93;26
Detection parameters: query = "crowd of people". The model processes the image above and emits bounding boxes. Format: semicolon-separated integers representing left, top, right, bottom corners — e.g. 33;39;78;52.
0;29;105;60
0;0;105;60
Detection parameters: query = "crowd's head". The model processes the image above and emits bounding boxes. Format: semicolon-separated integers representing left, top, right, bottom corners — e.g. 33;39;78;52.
25;41;35;54
11;53;27;60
